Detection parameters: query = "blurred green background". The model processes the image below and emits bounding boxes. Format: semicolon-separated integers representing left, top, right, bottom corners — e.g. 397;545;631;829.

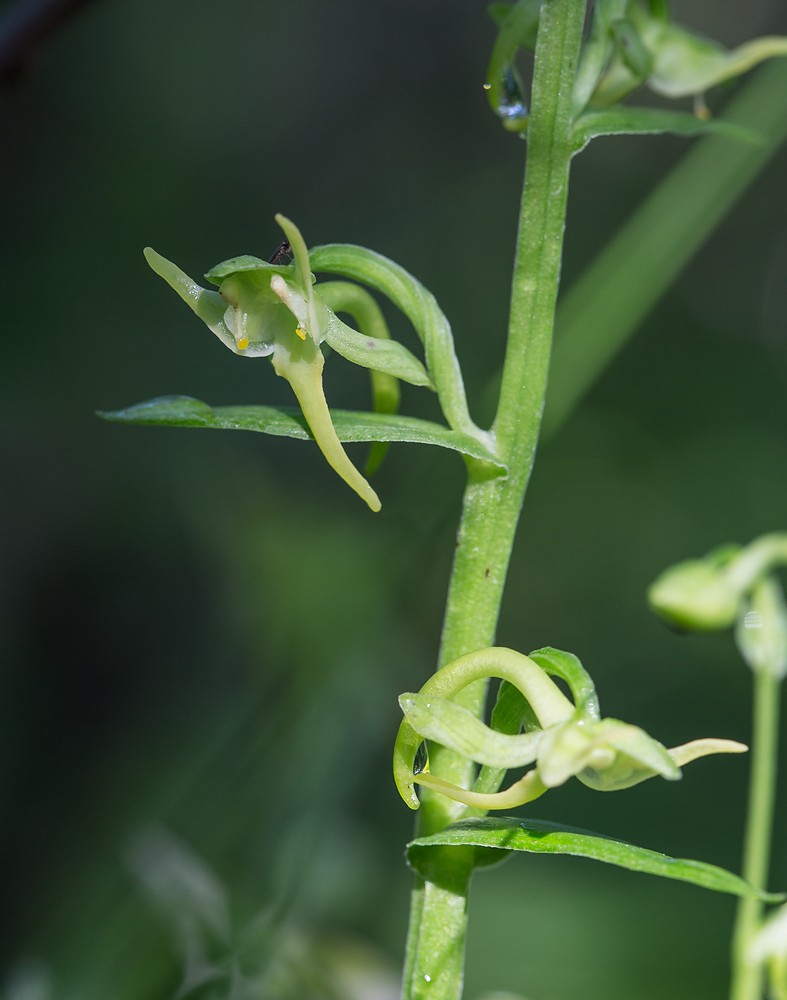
2;0;787;997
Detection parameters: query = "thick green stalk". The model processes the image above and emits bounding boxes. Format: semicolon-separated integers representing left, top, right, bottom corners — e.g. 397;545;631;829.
729;668;782;1000
400;1;587;997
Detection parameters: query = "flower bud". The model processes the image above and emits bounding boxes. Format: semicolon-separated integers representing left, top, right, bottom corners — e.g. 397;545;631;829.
648;559;740;631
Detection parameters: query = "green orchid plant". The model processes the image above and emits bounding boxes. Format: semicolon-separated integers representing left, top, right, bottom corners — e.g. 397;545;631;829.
104;1;787;997
393;645;745;812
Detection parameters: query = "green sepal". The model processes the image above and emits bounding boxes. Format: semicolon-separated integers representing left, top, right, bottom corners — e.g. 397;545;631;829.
97;396;508;468
310;244;485;443
610;17;653;79
204;255;294;284
322;310;433;388
399;691;544;769
144;248;237;351
572;0;629;116
529;646;601;719
472;680;538;798
572;107;757;154
407;817;786;900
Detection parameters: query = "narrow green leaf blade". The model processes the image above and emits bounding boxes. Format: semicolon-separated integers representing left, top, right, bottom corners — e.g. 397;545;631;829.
98;396;506;468
572;107;757;153
408;817;784;900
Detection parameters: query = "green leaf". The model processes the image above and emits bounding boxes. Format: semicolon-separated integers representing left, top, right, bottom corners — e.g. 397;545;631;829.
98;396;506;468
572;107;757;153
408;817;785;900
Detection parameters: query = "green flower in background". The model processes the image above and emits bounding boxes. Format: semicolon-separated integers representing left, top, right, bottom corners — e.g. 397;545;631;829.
588;1;787;110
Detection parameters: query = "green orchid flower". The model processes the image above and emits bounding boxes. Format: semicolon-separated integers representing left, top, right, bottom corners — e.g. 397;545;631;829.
588;2;787;110
145;215;432;513
649;533;787;643
394;646;745;810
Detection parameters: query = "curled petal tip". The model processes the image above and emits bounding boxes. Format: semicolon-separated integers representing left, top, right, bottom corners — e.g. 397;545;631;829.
669;737;748;769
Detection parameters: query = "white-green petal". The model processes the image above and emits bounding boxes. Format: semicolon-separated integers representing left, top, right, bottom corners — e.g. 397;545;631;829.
668;738;748;768
595;719;679;778
144;248;238;353
275;213;323;338
534;720;592;787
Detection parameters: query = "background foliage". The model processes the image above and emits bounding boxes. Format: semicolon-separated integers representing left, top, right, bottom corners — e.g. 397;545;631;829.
2;0;786;996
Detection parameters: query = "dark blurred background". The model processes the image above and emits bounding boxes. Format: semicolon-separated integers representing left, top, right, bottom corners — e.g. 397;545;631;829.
1;1;786;997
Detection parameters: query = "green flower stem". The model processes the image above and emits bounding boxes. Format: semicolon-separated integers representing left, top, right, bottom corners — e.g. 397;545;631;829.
401;1;587;997
730;667;783;1000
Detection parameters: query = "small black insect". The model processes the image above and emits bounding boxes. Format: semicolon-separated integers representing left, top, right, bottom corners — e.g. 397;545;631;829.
268;239;292;265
